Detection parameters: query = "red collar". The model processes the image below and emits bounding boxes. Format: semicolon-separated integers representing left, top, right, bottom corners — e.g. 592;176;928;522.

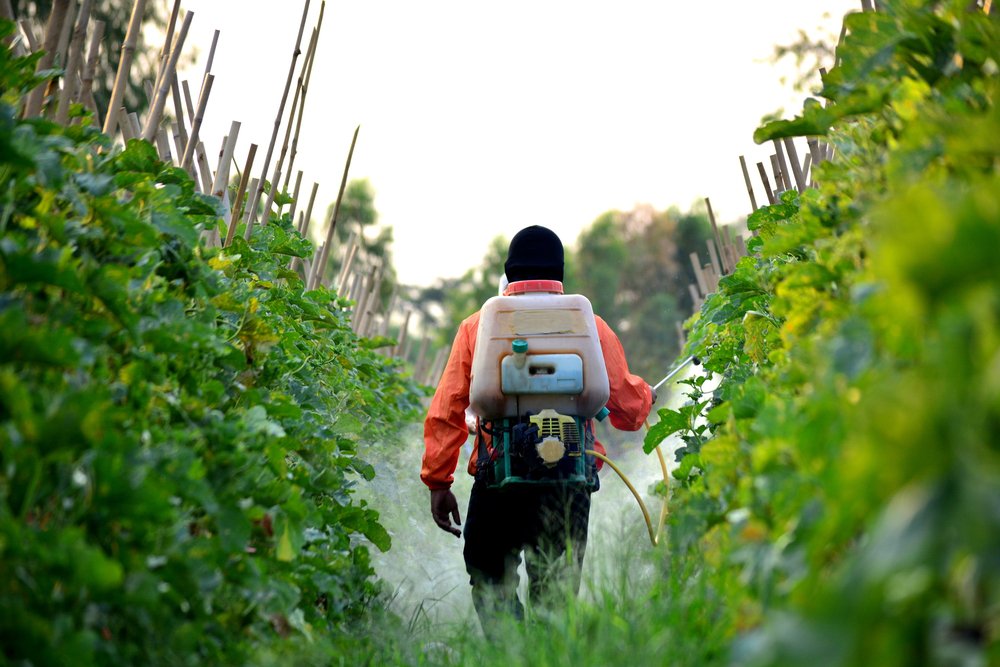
503;280;564;296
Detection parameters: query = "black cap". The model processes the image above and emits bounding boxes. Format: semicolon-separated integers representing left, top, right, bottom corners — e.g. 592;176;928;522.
504;225;564;283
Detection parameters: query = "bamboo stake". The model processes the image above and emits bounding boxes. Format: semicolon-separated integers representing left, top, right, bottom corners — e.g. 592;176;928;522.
247;0;312;226
756;161;776;206
807;138;823;172
395;309;412;357
0;0;14;22
181;74;213;172
78;19;103;121
802;154;812;188
155;0;182;92
687;283;702;310
414;337;430;377
380;290;398;337
179;79;211;190
211;121;241;199
335;237;359;294
291;181;320;273
101;0;146;133
39;6;74;117
263;26;317;218
141;9;193;142
287;170;304;222
773;139;794;191
309;125;359;290
55;0;92;124
347;268;363;302
24;0;71;118
739;155;758;212
861;0;873;10
241;178;259;240
118;107;135;141
782;137;808;192
54;0;74;66
299;182;319;236
769;154;785;196
155;127;172;162
201;29;220;85
169;76;190;171
18;20;39;53
225;144;257;247
704;197;729;274
127;111;140;137
689;252;708;297
706;239;723;285
284;4;326;192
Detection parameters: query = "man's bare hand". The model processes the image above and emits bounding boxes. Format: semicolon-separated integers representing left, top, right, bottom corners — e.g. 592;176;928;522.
430;488;462;537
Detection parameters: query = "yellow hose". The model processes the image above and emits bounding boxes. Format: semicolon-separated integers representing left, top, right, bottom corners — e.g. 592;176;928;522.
586;419;669;546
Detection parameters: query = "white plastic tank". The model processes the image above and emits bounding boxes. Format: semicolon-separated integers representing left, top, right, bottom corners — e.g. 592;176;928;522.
469;284;610;419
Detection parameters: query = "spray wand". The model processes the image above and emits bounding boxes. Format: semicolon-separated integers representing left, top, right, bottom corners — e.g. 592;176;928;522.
585;355;701;546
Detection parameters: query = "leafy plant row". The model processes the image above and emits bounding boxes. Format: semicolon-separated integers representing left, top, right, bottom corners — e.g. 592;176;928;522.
0;25;423;665
645;2;1000;664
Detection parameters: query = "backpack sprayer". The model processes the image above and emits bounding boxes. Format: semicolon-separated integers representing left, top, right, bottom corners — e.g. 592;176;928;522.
467;279;701;545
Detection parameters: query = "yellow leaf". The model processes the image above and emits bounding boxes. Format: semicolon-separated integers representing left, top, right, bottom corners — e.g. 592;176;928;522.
276;522;295;562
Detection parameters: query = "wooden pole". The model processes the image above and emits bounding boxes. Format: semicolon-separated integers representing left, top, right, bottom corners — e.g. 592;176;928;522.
18;20;40;53
181;74;213;172
773;139;793;191
687;283;702;310
284;2;326;192
739;155;758;212
769;154;785;197
225;144;257;247
756;161;776;206
336;237;360;294
212;122;241;199
782;137;808;192
168;75;190;171
155;0;182;91
100;0;146;133
55;0;92;124
286;170;304;221
127;111;141;138
263;25;318;218
247;0;311;226
24;0;71;118
141;10;192;142
689;252;708;296
53;0;74;67
395;309;412;357
299;182;319;236
155;127;172;162
308;125;359;290
117;107;135;141
80;19;105;123
705;239;723;285
704;197;729;274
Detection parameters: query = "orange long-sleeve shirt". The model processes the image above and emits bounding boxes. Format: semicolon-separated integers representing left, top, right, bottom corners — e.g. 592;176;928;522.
421;305;652;490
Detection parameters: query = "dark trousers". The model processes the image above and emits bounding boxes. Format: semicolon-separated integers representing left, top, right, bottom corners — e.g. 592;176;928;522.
463;479;591;635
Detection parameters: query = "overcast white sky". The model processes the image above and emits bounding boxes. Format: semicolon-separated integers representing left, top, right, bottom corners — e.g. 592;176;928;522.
176;0;860;287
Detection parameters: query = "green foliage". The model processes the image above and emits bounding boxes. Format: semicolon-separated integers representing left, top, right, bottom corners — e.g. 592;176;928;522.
645;2;1000;664
0;39;422;665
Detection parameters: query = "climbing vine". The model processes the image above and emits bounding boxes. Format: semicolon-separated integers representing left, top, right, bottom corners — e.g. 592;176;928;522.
0;30;423;665
646;2;1000;663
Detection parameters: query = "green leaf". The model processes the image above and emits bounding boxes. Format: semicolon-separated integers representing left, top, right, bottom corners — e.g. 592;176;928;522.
644;408;689;454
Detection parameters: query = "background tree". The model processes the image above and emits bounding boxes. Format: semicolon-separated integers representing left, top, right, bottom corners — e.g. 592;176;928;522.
15;0;170;119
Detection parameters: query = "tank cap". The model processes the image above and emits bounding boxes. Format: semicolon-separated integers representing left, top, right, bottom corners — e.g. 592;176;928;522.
504;280;564;296
595;406;610;422
511;339;528;353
